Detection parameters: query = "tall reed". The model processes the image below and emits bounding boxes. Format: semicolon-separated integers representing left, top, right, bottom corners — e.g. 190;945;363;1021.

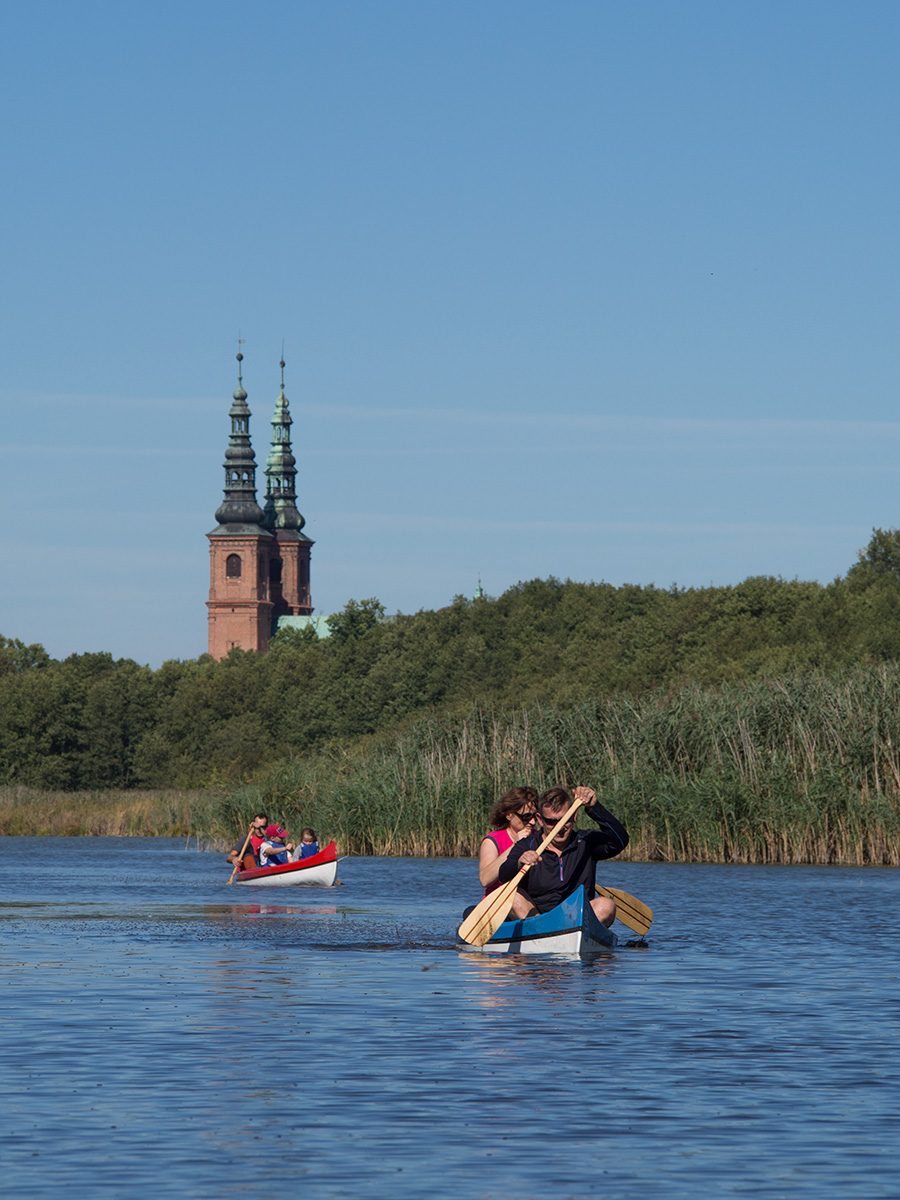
0;787;219;838
6;663;900;864
228;664;900;864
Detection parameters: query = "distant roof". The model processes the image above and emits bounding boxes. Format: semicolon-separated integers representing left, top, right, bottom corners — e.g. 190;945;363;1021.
275;614;332;639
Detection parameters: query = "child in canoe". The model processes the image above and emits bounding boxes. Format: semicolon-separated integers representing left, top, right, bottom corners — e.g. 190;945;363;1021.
298;828;319;858
289;828;319;860
258;824;294;867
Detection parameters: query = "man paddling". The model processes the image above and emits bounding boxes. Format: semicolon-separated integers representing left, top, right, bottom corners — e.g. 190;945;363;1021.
496;786;628;926
225;813;268;871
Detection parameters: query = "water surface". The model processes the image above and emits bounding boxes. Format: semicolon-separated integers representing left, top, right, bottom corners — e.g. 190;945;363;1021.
1;838;897;1198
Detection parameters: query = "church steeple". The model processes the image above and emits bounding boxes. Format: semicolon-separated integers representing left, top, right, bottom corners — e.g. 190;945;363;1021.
211;352;268;533
206;350;275;659
256;352;314;622
263;356;305;533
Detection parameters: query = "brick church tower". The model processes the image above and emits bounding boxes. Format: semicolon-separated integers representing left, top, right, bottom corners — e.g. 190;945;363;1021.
207;353;313;658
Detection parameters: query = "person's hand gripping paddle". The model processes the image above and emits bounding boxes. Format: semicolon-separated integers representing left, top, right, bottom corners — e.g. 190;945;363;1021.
227;828;254;886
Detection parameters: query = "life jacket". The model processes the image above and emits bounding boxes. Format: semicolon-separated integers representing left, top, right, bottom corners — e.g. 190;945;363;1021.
299;842;319;859
259;840;289;867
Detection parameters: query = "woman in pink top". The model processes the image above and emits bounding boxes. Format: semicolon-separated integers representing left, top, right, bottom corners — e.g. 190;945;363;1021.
478;787;539;920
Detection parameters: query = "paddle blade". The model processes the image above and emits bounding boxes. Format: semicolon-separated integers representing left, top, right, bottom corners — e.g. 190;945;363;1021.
458;875;522;947
596;885;653;936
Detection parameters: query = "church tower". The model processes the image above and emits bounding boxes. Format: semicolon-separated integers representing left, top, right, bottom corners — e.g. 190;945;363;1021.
206;353;275;657
263;356;314;618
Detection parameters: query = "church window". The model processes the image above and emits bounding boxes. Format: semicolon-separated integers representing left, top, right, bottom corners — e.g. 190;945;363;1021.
226;554;241;578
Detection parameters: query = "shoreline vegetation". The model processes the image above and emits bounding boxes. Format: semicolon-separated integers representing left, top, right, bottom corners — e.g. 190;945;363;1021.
5;542;900;864
3;663;899;865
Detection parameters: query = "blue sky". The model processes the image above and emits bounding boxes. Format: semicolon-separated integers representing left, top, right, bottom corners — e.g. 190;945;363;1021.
3;1;900;666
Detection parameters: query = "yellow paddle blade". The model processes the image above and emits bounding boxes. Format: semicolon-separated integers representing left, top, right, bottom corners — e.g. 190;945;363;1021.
596;885;653;936
458;875;522;947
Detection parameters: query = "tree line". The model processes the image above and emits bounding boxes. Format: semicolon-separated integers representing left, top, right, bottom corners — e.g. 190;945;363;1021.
3;529;900;792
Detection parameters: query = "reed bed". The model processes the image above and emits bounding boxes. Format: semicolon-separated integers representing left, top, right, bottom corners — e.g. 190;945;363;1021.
0;787;220;838
6;663;900;864
228;664;900;864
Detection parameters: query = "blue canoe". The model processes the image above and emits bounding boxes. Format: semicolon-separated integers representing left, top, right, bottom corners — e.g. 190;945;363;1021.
460;886;618;955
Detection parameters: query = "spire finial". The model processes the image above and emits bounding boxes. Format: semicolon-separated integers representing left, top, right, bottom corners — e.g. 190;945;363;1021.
236;334;246;381
280;341;285;390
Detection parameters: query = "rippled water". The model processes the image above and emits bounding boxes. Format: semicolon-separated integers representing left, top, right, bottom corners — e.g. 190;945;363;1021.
1;837;897;1198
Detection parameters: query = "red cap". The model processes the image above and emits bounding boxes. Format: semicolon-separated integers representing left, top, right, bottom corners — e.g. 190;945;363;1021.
265;825;288;839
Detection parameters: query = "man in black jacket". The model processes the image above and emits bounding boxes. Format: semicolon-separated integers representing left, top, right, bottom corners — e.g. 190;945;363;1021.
497;785;628;925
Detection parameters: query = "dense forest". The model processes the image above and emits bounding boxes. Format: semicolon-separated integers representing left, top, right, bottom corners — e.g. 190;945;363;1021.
2;530;900;862
2;529;900;791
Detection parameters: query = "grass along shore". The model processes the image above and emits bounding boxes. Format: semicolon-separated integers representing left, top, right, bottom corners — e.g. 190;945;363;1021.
4;662;900;865
0;788;221;840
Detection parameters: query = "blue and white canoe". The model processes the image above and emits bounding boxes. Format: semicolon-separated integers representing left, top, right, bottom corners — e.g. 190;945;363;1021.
461;887;618;956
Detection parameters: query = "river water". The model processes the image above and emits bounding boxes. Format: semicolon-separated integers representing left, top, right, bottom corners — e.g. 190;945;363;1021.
0;837;897;1199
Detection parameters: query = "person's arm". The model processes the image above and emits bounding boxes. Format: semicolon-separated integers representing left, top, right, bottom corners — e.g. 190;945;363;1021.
479;830;529;886
227;829;254;863
583;797;629;858
478;835;502;887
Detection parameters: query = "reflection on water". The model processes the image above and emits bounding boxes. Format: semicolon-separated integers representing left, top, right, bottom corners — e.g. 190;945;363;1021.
0;838;897;1199
221;904;339;916
458;950;620;1007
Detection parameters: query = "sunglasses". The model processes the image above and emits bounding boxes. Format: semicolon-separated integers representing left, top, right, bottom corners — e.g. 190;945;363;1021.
514;811;538;823
538;813;575;827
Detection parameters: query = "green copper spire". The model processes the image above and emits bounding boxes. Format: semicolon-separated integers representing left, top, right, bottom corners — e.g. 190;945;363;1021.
263;356;306;533
210;352;268;533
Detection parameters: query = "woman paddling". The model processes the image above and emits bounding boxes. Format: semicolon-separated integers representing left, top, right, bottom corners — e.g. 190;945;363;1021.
478;787;539;920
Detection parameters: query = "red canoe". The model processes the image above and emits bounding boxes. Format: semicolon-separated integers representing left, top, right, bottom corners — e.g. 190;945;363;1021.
234;840;338;887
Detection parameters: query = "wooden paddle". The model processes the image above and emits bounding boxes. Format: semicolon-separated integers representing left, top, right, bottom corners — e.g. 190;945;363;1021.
458;796;583;947
227;828;254;886
595;885;653;936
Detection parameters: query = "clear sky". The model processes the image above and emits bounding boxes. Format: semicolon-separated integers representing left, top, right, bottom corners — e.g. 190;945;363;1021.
3;1;900;666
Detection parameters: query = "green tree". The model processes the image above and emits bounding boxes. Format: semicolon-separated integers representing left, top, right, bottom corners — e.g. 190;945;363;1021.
848;527;900;582
269;623;320;650
0;635;51;675
326;598;385;645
